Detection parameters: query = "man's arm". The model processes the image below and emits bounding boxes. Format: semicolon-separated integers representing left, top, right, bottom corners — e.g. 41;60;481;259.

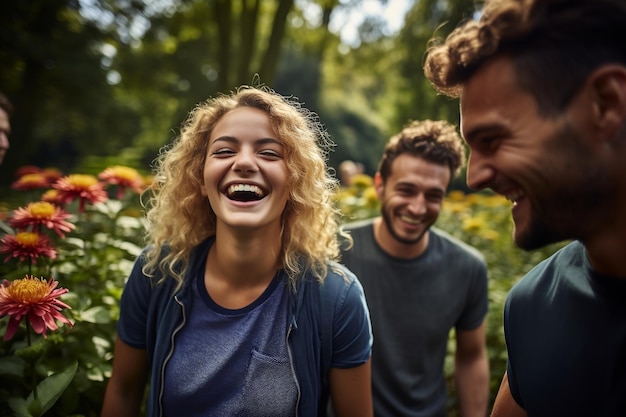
491;372;527;417
455;321;490;417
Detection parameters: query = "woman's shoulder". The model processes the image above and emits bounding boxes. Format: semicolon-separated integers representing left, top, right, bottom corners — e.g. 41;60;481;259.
312;261;364;301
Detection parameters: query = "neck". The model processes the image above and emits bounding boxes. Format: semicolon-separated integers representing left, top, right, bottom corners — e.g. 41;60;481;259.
582;181;626;278
204;224;283;309
209;222;282;284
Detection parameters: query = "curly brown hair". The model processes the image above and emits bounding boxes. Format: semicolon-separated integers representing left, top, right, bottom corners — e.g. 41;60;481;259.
424;0;626;116
378;119;466;184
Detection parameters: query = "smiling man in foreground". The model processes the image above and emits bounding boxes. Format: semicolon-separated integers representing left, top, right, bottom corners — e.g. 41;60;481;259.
424;0;626;416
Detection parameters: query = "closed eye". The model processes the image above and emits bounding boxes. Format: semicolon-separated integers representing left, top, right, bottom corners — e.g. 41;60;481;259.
259;149;283;159
212;148;236;157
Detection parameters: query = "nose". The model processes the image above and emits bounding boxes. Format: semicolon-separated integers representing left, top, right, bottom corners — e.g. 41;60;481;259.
0;132;8;150
406;193;427;216
466;151;494;190
232;148;257;173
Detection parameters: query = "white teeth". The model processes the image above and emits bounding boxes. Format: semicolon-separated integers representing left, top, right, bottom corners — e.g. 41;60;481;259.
505;190;524;203
400;215;422;225
227;184;264;197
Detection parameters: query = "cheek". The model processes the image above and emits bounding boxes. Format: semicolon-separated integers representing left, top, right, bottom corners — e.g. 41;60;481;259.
427;202;443;215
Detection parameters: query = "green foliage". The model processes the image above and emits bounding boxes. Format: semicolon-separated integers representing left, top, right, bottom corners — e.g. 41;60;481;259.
0;170;147;416
8;362;77;417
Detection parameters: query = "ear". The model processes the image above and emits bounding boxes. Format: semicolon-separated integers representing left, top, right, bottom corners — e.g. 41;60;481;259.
374;171;385;200
589;65;626;142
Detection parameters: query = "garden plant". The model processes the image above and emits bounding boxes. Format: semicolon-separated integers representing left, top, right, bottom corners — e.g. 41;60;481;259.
0;167;565;416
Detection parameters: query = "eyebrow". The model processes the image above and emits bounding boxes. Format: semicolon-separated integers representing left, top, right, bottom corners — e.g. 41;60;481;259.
395;181;446;194
211;136;283;146
462;124;505;145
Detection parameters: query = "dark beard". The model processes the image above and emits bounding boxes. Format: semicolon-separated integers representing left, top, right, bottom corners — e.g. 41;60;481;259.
514;121;613;250
381;205;429;246
514;213;560;251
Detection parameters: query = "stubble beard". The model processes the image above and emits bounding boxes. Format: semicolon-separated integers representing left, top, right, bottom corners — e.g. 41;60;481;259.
381;204;429;246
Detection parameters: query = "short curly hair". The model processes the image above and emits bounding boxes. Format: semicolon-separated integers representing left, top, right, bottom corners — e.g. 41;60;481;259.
142;86;345;290
378;119;466;184
424;0;626;116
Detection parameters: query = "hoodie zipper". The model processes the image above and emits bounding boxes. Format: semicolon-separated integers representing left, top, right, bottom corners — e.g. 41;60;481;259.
286;313;301;417
157;294;187;417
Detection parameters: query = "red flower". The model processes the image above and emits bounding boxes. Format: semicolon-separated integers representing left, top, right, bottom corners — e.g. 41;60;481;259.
12;173;52;191
0;232;57;263
10;201;75;238
99;166;145;199
53;174;108;212
14;165;43;178
0;275;72;340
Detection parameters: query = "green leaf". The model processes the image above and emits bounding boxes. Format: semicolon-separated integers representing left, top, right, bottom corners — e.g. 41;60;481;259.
25;361;78;416
0;355;26;376
79;306;112;324
7;396;32;417
27;398;43;417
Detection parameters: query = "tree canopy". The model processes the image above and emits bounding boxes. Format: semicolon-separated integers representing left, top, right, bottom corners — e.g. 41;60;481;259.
0;0;478;187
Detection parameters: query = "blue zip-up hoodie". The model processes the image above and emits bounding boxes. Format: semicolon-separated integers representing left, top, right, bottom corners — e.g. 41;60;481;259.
117;236;372;417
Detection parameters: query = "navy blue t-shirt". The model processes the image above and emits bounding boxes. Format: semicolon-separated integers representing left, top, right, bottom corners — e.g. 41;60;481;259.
162;271;298;417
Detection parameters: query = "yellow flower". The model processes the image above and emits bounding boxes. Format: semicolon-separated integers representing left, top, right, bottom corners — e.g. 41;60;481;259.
462;217;486;232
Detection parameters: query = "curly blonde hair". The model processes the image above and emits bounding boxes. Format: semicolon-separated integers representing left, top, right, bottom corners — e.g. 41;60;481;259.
424;0;626;116
142;86;346;290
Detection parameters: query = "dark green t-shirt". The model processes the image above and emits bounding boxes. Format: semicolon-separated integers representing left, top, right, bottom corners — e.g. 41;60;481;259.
505;240;626;416
340;219;488;417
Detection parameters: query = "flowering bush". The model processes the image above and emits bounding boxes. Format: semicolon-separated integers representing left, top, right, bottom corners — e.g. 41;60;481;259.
0;165;149;417
1;167;566;415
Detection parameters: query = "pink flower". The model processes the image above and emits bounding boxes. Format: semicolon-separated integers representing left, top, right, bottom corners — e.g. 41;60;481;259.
0;232;57;263
12;173;52;191
53;174;108;212
14;165;43;178
0;275;72;340
98;166;145;199
9;201;75;238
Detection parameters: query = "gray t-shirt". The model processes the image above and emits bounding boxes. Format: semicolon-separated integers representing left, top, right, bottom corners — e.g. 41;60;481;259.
341;219;488;417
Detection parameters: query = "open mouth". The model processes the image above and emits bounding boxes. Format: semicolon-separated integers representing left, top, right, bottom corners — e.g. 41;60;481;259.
226;184;266;202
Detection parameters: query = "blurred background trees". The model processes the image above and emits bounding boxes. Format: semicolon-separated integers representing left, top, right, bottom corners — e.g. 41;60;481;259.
0;0;477;189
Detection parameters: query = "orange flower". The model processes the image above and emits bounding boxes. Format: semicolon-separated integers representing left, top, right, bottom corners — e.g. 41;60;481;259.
9;201;75;237
12;173;51;191
98;166;145;199
53;174;108;212
0;275;72;340
0;232;57;263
